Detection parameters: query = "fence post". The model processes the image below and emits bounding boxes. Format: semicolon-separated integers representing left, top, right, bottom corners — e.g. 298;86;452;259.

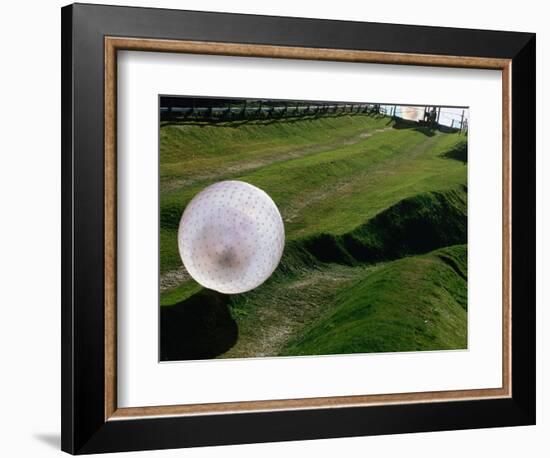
166;99;173;119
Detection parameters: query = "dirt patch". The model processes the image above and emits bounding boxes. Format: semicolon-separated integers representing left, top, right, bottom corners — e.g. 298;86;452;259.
160;266;191;292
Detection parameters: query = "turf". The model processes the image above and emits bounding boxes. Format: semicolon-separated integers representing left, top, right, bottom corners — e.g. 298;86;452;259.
160;114;466;274
158;112;468;359
280;245;468;356
162;187;467;358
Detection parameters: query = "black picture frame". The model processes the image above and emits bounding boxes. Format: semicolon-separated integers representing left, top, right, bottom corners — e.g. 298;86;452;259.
61;3;536;454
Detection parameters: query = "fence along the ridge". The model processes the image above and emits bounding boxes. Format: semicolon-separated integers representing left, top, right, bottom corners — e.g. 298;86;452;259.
160;97;468;134
160;98;381;121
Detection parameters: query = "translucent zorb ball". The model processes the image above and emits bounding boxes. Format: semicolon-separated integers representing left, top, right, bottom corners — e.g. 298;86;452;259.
178;180;285;294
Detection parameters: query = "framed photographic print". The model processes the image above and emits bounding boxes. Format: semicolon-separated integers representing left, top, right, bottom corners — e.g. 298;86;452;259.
61;3;536;454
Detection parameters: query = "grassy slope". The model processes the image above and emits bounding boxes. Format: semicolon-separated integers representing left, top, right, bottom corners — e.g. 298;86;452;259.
220;187;467;358
160;114;391;181
299;186;467;266
160;114;466;277
158;113;468;358
280;245;467;356
221;264;369;358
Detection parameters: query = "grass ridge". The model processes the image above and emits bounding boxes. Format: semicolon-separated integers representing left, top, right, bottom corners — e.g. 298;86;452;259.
278;185;467;274
281;244;468;356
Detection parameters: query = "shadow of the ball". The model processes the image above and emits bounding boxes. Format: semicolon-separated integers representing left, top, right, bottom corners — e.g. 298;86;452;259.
160;289;238;361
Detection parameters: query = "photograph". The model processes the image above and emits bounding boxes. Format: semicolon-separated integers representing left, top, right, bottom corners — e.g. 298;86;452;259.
54;2;537;455
158;96;469;362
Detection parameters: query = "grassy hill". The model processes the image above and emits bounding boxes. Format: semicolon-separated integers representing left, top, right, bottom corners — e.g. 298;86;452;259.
281;245;467;356
158;112;468;360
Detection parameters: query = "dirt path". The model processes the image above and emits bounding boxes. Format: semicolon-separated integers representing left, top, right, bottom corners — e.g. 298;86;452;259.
160;266;191;292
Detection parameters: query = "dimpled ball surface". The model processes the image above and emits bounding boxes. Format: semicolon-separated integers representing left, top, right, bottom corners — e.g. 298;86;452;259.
178;180;285;294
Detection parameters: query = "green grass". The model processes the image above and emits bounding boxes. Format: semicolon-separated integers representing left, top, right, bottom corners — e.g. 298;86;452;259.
160;281;202;307
280;245;467;356
158;112;468;359
218;187;467;358
160;114;466;274
160;113;392;180
299;186;467;265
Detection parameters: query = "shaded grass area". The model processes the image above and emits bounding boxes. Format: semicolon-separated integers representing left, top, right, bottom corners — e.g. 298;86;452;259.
281;245;467;356
441;141;468;164
160;289;237;361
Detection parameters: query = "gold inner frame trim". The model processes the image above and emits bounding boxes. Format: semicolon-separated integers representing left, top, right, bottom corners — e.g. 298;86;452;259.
104;36;512;421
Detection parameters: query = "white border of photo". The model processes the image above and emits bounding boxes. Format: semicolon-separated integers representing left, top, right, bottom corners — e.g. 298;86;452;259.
117;51;502;408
